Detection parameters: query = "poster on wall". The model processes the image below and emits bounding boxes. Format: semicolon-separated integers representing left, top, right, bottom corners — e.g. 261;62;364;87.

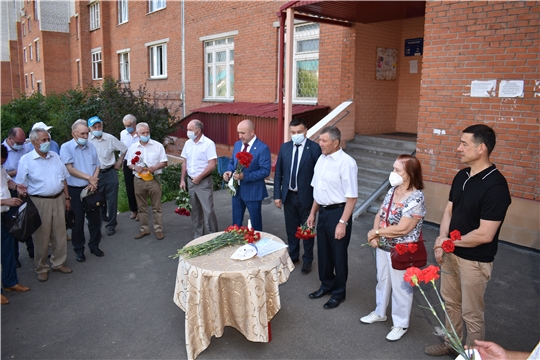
498;80;524;98
471;80;497;97
376;48;397;81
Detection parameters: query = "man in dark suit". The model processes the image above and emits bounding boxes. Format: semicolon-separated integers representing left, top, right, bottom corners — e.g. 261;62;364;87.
223;119;271;231
274;118;321;274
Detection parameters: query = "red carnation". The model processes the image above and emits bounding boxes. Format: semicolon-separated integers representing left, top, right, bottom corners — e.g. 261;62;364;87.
135;151;141;155
408;243;418;254
395;243;408;255
404;267;422;286
131;158;137;165
450;230;462;241
442;239;455;253
236;151;253;168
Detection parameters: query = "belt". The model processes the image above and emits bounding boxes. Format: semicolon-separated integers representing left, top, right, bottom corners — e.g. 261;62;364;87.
100;166;115;173
320;202;346;210
289;190;298;194
68;185;86;189
188;175;210;181
31;192;63;199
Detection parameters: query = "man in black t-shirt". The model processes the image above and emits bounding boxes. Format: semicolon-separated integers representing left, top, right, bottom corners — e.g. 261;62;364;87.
425;125;511;357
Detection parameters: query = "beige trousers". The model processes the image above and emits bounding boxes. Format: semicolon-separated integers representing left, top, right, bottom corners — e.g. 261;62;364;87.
134;177;162;233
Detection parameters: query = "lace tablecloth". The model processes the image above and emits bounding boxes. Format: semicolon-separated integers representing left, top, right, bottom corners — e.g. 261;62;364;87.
173;232;294;359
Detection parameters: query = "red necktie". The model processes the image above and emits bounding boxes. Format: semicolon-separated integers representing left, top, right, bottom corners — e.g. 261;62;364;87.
243;143;249;152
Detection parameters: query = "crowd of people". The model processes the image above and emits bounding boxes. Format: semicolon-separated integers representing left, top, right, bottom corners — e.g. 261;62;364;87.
2;118;532;356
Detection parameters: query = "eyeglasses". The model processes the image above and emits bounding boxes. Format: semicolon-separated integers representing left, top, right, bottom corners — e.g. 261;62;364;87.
9;138;25;146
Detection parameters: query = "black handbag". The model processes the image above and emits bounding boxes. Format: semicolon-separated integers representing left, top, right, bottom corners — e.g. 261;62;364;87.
8;196;42;241
81;190;106;211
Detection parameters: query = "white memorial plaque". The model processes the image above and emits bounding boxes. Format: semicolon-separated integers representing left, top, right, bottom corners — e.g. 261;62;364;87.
498;80;524;98
409;60;418;74
471;80;497;97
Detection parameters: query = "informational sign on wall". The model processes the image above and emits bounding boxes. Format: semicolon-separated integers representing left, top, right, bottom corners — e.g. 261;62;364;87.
498;80;524;98
471;80;497;97
404;38;423;56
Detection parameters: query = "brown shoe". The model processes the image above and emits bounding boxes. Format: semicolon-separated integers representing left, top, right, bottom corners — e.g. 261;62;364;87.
156;232;164;240
1;294;9;305
4;284;30;292
52;265;73;274
130;211;137;219
134;231;150;239
37;272;48;282
425;343;458;356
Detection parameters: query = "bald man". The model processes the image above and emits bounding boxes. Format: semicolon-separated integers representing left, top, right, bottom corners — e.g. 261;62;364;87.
223;119;271;231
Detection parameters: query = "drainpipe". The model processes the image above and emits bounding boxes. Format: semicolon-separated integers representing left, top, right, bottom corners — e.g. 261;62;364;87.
277;12;285;143
181;0;186;118
284;8;294;142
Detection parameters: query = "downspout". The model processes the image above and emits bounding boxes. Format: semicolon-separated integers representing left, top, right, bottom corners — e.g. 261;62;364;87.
277;12;285;143
181;0;186;118
284;8;294;141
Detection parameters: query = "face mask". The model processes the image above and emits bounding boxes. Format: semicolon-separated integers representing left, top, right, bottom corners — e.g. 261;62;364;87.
92;130;103;137
291;133;305;145
389;172;404;187
76;138;87;146
126;127;134;133
11;143;23;151
187;131;197;140
140;135;150;143
39;141;51;153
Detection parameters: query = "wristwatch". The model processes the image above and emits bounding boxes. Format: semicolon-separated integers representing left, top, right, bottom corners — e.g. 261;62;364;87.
375;229;380;236
339;219;348;226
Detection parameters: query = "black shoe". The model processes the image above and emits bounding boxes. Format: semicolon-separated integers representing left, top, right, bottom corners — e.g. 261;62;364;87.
76;253;86;262
90;248;104;257
301;263;312;275
102;216;109;222
28;252;34;258
106;229;115;236
309;289;332;299
323;297;345;309
15;259;21;268
291;258;300;264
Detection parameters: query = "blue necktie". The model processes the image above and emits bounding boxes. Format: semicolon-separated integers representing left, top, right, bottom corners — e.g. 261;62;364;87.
291;144;301;190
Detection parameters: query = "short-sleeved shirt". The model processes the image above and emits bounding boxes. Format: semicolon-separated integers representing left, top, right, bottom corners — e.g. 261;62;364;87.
1;167;12;213
378;188;426;244
60;139;100;187
120;129;140;150
449;165;511;262
89;132;128;169
180;134;217;178
125;139;168;179
15;150;70;196
2;139;31;174
311;148;358;205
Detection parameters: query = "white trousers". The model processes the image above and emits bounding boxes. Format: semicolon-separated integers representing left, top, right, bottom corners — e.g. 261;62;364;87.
374;248;414;328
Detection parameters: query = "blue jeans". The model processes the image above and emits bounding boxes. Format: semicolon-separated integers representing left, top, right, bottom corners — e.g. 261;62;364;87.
1;216;19;289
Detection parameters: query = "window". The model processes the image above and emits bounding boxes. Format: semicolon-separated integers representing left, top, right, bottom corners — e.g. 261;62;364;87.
34;0;39;20
25;74;28;88
146;40;167;78
118;51;130;82
291;23;319;102
118;0;128;24
149;0;165;12
28;17;31;32
37;81;42;94
204;36;234;100
90;2;100;30
35;39;40;61
29;44;33;60
22;22;26;36
23;47;27;62
30;73;34;89
92;50;102;80
75;15;79;39
76;59;81;85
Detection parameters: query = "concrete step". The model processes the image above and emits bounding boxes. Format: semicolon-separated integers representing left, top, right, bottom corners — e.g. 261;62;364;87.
350;134;417;150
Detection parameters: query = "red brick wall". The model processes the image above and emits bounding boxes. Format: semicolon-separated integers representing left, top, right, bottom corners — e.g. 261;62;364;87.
42;31;71;94
1;61;13;104
417;1;539;200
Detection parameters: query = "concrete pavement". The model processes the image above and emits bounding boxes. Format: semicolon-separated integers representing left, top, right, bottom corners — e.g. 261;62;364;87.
2;189;539;359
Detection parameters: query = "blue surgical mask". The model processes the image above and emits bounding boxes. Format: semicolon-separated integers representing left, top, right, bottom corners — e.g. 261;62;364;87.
39;141;51;153
126;127;134;133
11;141;23;151
187;131;197;140
92;130;103;137
140;135;150;143
291;133;305;145
76;138;87;146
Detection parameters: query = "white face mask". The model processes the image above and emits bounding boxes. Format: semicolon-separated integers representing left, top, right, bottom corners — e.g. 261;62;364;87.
291;133;305;145
187;130;197;140
389;172;404;187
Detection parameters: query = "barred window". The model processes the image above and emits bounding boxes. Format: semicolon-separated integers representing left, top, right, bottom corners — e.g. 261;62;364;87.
293;23;319;102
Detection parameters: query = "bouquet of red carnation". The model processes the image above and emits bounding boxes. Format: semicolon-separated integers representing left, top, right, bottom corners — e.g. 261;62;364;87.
295;222;316;240
131;151;156;182
394;242;419;255
174;188;191;217
441;229;462;253
227;151;254;196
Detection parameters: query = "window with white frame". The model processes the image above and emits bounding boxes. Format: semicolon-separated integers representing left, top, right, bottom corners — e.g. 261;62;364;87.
118;51;130;82
90;2;100;30
28;17;32;32
31;73;34;89
92;50;102;80
22;22;26;36
37;81;42;94
146;40;167;78
29;44;33;60
118;0;128;24
34;0;39;20
76;59;81;85
25;74;28;88
149;0;165;13
35;39;40;62
75;15;79;39
204;36;234;100
290;23;319;102
23;47;27;62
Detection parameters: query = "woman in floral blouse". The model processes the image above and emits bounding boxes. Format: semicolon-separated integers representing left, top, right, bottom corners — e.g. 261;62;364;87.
360;154;426;342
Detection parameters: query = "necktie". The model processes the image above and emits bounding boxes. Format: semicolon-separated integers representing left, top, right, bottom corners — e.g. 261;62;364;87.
291;144;301;190
243;143;249;152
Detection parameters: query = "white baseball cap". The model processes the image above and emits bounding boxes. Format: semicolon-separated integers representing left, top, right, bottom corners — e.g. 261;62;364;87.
32;121;53;131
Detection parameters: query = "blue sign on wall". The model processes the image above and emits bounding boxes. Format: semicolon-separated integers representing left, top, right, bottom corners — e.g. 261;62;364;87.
405;38;423;56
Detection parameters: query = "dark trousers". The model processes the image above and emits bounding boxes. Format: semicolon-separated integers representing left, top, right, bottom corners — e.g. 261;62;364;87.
316;206;352;300
98;168;119;231
1;216;19;289
284;192;313;264
69;186;102;254
232;186;263;231
123;161;138;213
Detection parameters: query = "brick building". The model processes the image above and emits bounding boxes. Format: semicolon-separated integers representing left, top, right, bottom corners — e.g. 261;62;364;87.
3;0;538;248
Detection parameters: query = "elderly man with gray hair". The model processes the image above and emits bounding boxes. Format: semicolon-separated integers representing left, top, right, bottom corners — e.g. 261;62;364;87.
60;119;103;263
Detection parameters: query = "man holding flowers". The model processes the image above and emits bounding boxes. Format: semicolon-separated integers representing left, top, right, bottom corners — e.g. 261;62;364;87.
425;124;511;356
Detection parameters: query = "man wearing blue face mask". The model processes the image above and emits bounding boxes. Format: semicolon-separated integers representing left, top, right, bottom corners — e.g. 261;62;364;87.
60;119;103;262
120;114;140;220
274;118;321;274
88;116;128;236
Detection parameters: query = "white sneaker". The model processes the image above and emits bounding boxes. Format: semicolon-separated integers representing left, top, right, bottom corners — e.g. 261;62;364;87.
360;311;387;324
386;326;407;341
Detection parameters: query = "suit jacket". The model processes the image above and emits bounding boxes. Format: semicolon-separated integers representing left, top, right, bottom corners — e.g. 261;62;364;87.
274;139;321;209
227;138;271;202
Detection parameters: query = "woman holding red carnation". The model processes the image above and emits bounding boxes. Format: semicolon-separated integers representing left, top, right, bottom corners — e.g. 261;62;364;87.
361;155;426;342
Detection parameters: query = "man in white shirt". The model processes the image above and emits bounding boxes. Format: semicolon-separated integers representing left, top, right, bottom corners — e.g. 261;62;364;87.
180;120;219;238
125;122;168;240
307;126;358;310
16;129;73;282
88;116;128;236
120;114;140;220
